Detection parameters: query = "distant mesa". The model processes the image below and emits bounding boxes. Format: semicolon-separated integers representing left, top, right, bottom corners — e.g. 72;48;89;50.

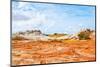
12;30;51;41
18;30;42;35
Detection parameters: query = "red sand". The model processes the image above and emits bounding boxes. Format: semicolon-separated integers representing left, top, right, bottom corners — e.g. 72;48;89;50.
12;39;96;65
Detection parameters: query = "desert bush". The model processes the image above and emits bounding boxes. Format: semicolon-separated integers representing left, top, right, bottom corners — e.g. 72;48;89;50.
78;29;93;40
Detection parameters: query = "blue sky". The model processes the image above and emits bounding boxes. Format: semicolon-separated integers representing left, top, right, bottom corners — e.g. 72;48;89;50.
12;1;95;34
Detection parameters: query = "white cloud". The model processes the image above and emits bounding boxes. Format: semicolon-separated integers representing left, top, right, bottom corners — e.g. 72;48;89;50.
12;1;95;34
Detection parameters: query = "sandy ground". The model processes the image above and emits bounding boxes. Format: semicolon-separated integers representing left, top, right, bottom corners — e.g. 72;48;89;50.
12;39;96;65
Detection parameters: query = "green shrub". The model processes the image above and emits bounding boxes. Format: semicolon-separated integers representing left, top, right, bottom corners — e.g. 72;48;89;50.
78;29;93;40
78;32;89;40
